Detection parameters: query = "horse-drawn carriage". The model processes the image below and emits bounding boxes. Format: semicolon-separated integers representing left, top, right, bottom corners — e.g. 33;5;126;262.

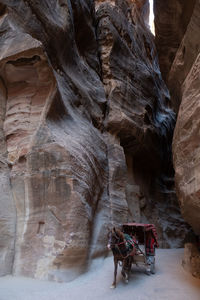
107;222;159;288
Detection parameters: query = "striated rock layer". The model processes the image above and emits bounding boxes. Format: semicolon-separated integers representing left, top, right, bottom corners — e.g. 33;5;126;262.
168;0;200;112
182;243;200;278
154;0;196;85
96;0;187;248
173;53;200;235
0;0;188;281
154;0;200;236
154;0;200;277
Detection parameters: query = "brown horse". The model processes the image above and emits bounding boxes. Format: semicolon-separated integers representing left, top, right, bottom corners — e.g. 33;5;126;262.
107;227;136;288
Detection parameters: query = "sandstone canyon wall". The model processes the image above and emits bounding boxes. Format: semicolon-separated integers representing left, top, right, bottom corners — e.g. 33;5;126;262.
0;0;189;281
154;0;196;85
154;0;200;277
155;0;200;238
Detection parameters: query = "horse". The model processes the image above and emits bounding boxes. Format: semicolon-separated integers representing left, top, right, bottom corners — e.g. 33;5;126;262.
107;227;136;288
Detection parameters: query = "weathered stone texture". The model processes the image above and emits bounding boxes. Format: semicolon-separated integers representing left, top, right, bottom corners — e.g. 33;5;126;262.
0;69;16;276
156;0;200;236
0;0;108;281
155;0;200;277
0;0;188;281
173;53;200;235
168;0;200;112
155;0;200;274
154;0;196;83
96;0;185;247
182;243;200;278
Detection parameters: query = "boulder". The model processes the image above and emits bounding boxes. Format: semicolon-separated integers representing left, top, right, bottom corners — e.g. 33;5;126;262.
182;243;200;278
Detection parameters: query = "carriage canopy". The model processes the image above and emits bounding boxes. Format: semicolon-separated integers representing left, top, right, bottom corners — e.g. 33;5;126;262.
122;223;159;247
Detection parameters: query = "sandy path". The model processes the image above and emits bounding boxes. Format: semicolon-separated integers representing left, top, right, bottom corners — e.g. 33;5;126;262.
0;249;200;300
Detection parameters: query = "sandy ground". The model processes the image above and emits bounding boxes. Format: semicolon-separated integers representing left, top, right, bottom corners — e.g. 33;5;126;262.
0;249;200;300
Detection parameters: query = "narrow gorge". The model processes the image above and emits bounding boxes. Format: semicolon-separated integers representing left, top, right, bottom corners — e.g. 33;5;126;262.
0;0;199;282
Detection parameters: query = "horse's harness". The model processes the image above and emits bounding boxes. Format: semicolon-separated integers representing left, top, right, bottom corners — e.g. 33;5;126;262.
110;231;137;259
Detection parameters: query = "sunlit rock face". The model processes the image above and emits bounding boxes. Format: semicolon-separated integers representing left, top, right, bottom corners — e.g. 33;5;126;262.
0;0;187;281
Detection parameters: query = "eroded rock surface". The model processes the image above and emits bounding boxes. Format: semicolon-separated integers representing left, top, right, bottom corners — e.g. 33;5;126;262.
154;0;200;277
96;0;187;248
182;243;200;278
0;77;16;276
0;0;188;281
173;53;200;235
155;0;200;236
154;0;196;84
168;0;200;112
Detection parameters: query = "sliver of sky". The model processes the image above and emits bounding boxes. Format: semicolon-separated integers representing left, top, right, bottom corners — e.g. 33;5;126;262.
149;0;155;35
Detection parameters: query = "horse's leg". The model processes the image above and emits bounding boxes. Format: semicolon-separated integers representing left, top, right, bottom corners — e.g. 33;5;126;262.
123;256;133;283
127;256;132;279
121;259;126;278
111;257;118;288
122;259;129;283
